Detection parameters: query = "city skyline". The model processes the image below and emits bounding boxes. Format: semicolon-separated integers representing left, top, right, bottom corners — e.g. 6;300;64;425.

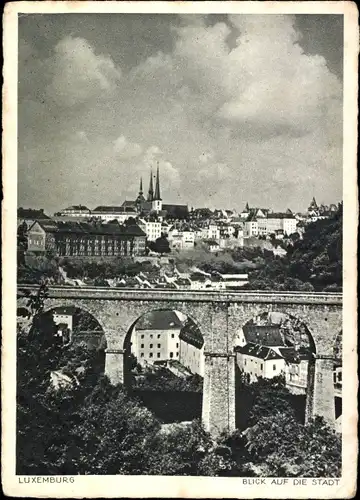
18;14;343;213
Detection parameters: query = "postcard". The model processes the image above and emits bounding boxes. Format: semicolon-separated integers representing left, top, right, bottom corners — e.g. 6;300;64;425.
2;1;358;498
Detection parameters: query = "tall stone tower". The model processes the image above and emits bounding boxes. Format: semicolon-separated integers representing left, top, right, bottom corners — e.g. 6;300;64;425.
135;177;146;212
147;168;154;202
152;163;162;212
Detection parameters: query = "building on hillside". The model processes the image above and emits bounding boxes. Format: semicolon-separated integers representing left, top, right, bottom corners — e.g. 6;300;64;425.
57;205;91;218
189;272;212;290
53;307;74;344
235;343;286;383
131;310;183;363
284;355;309;394
162;204;189;220
307;197;339;222
212;272;249;290
92;206;138;223
17;207;51;228
179;320;204;376
168;228;195;250
243;215;259;238
202;239;220;253
257;213;298;236
26;220;146;257
53;307;74;331
138;218;162;242
27;220;58;252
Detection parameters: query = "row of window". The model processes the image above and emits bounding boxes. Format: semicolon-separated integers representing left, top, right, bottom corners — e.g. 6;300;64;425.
140;342;179;349
140;351;179;359
140;333;176;339
29;239;44;246
244;359;278;371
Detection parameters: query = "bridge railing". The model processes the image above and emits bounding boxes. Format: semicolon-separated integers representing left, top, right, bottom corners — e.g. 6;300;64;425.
17;284;343;305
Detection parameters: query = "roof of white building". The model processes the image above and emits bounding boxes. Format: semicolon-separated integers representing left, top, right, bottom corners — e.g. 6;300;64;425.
235;343;284;360
136;310;184;330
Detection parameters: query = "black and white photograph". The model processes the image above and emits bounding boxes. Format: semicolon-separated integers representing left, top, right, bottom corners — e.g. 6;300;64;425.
2;1;358;498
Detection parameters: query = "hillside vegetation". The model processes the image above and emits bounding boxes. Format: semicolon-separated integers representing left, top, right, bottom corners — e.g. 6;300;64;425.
248;207;342;291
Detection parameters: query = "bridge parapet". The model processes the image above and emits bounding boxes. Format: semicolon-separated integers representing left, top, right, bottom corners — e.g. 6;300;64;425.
17;285;343;306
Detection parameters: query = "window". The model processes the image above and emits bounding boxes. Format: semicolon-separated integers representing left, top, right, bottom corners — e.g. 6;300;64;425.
141;334;144;339
176;352;178;357
260;364;263;370
338;372;342;382
149;353;153;358
171;334;175;338
157;353;160;358
150;334;153;339
149;344;153;348
176;343;179;348
157;334;161;339
170;352;173;358
141;344;144;348
157;344;161;348
140;353;144;358
273;364;276;371
244;360;246;366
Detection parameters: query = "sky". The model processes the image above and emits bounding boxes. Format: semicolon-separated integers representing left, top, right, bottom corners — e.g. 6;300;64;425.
18;13;343;214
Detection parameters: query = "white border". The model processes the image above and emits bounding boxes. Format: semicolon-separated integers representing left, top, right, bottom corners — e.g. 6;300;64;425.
2;2;358;498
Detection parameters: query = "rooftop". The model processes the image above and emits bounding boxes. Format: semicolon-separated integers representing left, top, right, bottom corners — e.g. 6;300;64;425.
243;324;285;347
18;208;50;220
31;220;145;237
136;310;184;330
179;320;204;348
235;342;284;360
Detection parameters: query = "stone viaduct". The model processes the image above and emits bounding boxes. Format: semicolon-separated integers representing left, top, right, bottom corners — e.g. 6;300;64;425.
17;285;342;436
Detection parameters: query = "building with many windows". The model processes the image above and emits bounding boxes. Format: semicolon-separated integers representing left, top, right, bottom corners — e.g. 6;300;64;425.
91;206;138;223
26;220;146;257
131;310;184;364
138;218;162;242
57;205;91;218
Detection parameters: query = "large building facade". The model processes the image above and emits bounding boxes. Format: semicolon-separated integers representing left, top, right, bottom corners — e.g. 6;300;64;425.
131;310;183;363
26;220;146;257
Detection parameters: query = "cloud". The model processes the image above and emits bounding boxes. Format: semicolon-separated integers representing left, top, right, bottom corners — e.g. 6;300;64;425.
18;15;343;213
141;146;181;194
113;135;142;158
167;15;342;138
46;36;122;107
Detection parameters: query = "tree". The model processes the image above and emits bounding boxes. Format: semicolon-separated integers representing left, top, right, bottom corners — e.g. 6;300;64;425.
17;221;28;267
153;235;171;255
242;415;341;477
146;420;235;476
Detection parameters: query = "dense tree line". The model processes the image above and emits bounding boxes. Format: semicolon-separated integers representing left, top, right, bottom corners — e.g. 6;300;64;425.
132;366;203;392
247;208;342;291
17;256;159;284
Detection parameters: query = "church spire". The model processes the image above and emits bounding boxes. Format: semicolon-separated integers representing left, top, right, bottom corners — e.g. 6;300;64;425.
154;163;161;201
147;168;154;201
139;177;143;195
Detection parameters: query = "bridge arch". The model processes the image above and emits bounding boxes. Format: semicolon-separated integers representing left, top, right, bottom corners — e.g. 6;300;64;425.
17;287;342;435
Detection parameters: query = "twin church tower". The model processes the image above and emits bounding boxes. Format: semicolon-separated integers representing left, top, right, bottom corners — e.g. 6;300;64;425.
135;164;162;213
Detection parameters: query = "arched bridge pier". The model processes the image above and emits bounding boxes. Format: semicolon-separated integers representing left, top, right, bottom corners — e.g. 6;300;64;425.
17;286;342;436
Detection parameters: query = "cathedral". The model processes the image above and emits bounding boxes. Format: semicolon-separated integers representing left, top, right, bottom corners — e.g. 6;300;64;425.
121;165;188;219
135;165;162;213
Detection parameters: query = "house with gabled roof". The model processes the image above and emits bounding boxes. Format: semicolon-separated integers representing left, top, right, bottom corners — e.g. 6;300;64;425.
131;310;184;364
235;342;286;382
